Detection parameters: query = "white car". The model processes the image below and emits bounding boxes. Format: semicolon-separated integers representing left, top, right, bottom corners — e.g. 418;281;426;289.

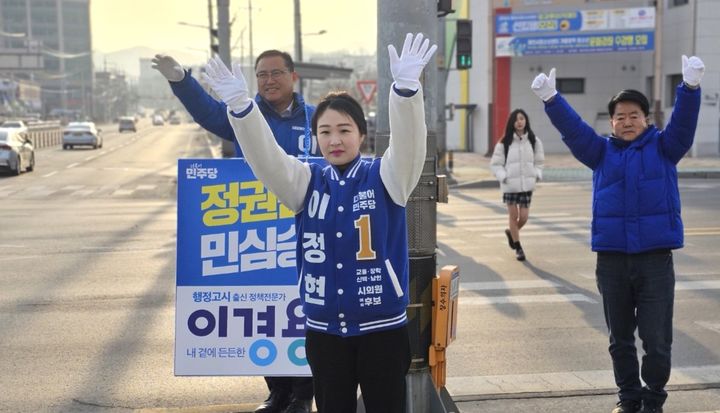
0;120;29;134
0;127;35;175
63;122;103;149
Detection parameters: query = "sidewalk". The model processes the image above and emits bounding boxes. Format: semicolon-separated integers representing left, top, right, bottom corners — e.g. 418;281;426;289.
447;151;720;189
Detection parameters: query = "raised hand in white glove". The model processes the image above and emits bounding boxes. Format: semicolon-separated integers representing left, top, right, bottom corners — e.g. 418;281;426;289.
682;55;704;88
151;54;185;82
201;56;251;113
388;32;438;91
531;68;557;102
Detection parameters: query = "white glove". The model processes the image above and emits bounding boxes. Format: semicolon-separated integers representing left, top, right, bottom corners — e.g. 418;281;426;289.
682;55;704;88
201;56;251;113
388;32;438;91
531;68;557;102
151;54;185;82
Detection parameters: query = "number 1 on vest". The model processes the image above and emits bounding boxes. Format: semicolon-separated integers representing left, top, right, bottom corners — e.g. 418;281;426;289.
354;214;377;260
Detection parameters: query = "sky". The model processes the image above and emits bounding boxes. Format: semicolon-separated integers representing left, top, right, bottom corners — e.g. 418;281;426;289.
91;0;377;58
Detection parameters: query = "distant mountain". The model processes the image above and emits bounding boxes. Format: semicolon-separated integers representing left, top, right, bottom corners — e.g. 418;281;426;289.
93;46;208;80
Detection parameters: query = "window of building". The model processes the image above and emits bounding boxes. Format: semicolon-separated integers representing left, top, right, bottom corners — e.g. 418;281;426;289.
666;74;683;104
556;78;585;94
671;0;689;6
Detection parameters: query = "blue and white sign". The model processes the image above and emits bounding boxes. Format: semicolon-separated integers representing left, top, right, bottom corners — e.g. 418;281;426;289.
496;7;655;35
496;31;654;57
175;158;324;376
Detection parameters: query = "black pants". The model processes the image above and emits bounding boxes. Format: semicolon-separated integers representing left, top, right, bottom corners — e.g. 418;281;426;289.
305;325;411;413
264;376;313;400
596;250;675;407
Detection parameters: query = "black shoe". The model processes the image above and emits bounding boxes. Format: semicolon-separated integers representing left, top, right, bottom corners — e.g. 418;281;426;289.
504;229;515;249
515;246;526;261
282;398;313;413
639;404;663;413
612;400;641;413
254;390;291;413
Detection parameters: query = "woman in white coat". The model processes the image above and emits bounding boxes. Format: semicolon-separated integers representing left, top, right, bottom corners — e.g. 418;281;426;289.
490;109;545;260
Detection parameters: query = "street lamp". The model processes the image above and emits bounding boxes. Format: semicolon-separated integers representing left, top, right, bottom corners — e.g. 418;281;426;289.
296;28;327;95
303;29;327;36
177;21;209;29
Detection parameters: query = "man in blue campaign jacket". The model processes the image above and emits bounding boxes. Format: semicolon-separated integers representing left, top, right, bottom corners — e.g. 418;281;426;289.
152;51;318;159
531;56;705;413
153;51;315;413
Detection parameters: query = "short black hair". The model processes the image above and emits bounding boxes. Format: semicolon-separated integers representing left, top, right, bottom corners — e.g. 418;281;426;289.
254;50;294;72
608;89;650;117
311;92;367;137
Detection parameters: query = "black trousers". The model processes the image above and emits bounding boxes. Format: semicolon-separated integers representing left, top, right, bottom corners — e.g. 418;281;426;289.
305;325;411;413
264;376;313;400
596;250;675;407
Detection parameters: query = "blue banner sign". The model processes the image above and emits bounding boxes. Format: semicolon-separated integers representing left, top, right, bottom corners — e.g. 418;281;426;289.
175;158;325;376
496;7;655;35
496;31;654;57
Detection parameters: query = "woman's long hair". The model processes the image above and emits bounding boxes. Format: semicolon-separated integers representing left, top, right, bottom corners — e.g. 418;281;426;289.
501;109;536;163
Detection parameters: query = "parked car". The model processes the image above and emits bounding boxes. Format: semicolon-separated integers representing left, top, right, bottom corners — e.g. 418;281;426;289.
63;122;103;149
0;127;34;175
152;115;164;126
168;115;182;125
118;116;137;132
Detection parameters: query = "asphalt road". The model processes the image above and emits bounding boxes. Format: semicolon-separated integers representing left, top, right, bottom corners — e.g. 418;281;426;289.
1;123;719;412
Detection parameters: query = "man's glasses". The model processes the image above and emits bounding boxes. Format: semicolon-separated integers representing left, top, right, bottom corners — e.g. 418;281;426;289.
256;69;289;80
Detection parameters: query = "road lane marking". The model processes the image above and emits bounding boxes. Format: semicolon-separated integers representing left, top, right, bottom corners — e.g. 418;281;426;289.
695;321;720;334
462;280;562;291
112;189;135;196
42;171;58;177
446;364;720;398
676;280;720;290
61;185;84;191
460;293;597;305
135;184;157;191
66;162;79;169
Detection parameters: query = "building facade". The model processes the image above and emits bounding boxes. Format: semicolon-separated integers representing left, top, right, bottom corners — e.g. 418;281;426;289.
0;0;92;118
446;0;720;157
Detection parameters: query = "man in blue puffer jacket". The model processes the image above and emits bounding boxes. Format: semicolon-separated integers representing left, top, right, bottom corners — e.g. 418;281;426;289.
152;50;318;159
531;55;705;413
153;50;316;413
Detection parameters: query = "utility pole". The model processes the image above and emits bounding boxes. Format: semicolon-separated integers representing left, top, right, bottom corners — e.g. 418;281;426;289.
207;0;214;57
652;0;664;128
217;0;234;158
293;0;304;95
377;2;448;412
248;0;254;95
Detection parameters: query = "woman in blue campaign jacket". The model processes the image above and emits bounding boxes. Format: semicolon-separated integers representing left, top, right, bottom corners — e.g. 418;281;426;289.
203;33;437;413
531;56;704;412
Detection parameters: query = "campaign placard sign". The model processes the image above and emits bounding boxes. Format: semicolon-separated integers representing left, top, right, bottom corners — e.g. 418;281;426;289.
175;158;322;376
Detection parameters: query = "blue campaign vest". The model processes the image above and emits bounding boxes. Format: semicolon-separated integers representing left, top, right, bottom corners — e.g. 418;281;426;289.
295;155;410;337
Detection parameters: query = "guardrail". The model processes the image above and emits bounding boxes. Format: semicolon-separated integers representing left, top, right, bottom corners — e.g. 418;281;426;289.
27;121;63;149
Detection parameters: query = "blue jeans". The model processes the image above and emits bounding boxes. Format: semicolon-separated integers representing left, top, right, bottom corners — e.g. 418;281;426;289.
595;249;675;407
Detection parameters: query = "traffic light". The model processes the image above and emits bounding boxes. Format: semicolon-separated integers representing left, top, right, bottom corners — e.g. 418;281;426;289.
437;0;454;17
456;19;472;70
210;28;219;55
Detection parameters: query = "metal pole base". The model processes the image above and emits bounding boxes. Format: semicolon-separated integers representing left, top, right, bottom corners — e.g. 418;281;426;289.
355;370;459;413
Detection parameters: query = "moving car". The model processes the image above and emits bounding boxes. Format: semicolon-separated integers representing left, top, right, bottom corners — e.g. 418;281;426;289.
0;120;29;131
0;127;34;175
63;122;103;149
118;116;137;132
152;115;164;126
168;115;181;125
